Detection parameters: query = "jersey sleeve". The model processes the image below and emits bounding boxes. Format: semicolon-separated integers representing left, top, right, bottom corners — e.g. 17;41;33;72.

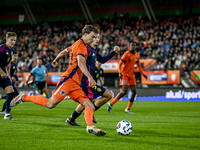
30;67;36;75
0;45;6;60
121;52;128;63
76;43;87;58
65;45;72;53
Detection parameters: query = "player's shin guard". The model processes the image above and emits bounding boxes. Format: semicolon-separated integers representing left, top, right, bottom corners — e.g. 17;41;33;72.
84;107;94;126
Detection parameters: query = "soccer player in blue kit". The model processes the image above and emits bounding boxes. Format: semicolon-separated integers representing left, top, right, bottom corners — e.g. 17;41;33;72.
0;52;19;114
0;32;17;120
66;33;120;125
26;58;49;98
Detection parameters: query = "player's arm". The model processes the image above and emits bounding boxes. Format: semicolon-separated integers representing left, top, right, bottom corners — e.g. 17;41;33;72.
97;46;120;63
77;55;96;87
45;70;49;82
136;61;148;80
0;67;7;78
14;74;19;86
118;60;124;79
52;48;69;67
26;73;33;84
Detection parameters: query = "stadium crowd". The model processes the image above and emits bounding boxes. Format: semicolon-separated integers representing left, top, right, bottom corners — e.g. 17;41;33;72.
0;13;200;73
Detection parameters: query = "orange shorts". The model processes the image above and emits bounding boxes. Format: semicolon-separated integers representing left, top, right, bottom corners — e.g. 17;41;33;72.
120;76;136;86
52;78;88;104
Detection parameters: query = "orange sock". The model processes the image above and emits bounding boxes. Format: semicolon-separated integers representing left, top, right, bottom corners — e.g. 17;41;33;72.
22;95;48;107
110;97;119;105
127;101;133;109
84;107;94;126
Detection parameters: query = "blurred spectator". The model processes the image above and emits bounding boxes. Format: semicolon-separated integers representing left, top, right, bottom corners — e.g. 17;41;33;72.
0;14;199;73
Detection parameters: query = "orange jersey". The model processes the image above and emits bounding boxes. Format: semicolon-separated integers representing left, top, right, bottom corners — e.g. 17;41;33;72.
119;51;142;77
61;39;87;85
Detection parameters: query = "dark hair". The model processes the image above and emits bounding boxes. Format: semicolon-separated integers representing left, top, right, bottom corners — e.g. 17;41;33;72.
82;25;99;35
13;51;17;55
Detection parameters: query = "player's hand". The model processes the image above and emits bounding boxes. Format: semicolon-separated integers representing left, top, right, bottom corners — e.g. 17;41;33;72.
143;74;148;80
12;76;16;82
52;60;58;67
119;73;122;79
16;81;19;86
88;77;97;87
1;73;7;78
101;80;104;86
113;46;120;53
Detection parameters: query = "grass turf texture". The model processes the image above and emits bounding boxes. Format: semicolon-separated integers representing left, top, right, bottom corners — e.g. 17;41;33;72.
0;100;199;150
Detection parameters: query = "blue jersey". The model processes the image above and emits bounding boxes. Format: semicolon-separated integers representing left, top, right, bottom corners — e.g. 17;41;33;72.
10;62;18;81
0;44;14;69
80;45;116;99
30;65;47;82
94;67;104;83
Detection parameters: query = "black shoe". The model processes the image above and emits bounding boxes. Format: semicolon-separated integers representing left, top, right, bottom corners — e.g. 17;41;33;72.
66;117;81;126
93;115;97;123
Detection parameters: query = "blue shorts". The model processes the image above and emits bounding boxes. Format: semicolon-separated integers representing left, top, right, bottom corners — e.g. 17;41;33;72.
0;76;12;89
81;84;106;100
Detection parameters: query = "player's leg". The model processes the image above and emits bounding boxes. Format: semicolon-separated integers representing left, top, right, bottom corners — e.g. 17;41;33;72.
107;84;128;113
4;85;15;120
66;100;98;126
125;85;136;114
69;84;106;136
0;102;6;114
10;80;64;109
80;99;106;136
16;80;55;108
95;89;112;107
42;87;49;98
32;82;40;92
66;104;84;126
0;95;6;113
67;86;110;125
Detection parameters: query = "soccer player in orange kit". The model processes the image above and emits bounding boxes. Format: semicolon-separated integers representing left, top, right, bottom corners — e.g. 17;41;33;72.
107;42;148;114
10;25;106;136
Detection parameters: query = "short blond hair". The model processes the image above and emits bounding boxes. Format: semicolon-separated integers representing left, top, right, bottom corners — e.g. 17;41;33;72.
6;32;17;39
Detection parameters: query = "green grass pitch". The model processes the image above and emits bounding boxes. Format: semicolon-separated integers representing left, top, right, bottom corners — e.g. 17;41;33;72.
0;100;199;150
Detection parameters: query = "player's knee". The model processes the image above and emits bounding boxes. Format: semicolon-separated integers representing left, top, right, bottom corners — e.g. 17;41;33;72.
46;100;56;109
46;103;55;109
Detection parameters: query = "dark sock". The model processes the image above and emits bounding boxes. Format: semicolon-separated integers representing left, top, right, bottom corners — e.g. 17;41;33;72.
70;110;82;122
93;103;100;111
5;93;14;113
2;95;6;99
2;101;6;112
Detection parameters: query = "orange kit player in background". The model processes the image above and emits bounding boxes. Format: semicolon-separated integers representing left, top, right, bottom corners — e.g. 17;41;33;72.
107;42;148;114
10;25;106;136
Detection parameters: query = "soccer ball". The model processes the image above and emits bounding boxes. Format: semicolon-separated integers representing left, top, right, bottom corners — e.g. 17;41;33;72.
116;120;132;135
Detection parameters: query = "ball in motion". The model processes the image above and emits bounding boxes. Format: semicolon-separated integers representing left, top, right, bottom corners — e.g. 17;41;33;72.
116;120;132;135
